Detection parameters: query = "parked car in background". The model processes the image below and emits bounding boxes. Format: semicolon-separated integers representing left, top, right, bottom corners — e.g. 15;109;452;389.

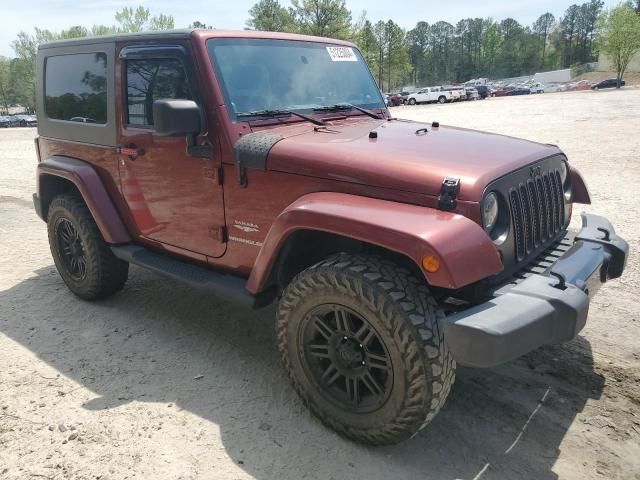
474;85;490;99
14;114;38;127
389;91;411;106
592;79;625;90
492;86;514;97
492;86;531;97
444;87;465;101
407;86;453;104
528;82;545;94
566;80;593;91
0;116;21;128
464;88;480;100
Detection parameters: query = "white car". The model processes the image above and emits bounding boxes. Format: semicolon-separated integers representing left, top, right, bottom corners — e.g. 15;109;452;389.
407;87;453;105
445;88;466;101
527;82;545;94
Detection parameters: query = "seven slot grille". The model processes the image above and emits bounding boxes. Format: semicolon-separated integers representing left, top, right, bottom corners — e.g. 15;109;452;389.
508;168;565;261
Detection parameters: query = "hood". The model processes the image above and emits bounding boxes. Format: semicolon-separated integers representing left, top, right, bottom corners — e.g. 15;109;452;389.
262;117;562;202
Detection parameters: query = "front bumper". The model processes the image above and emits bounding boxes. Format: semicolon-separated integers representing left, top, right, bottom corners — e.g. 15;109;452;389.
443;213;628;368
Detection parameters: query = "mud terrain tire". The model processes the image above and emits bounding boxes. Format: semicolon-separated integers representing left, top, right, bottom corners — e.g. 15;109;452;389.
276;253;456;445
47;194;128;300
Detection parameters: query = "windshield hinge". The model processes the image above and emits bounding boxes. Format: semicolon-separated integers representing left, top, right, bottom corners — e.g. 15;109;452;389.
438;177;460;211
186;135;214;159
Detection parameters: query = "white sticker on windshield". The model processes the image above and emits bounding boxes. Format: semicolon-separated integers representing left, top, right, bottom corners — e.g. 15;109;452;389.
326;46;357;62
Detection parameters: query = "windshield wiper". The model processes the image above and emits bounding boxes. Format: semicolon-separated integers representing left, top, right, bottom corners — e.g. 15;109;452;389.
236;109;327;126
313;103;384;119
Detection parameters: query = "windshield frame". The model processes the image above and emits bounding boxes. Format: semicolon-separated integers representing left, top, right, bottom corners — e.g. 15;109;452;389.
206;37;386;123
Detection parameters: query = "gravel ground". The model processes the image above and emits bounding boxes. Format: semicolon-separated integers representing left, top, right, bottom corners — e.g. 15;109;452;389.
1;89;639;480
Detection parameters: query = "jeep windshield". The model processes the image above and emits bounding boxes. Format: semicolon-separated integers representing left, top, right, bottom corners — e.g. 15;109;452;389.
206;38;385;121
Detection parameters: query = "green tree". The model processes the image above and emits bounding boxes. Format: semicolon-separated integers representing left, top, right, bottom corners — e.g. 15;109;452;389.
406;21;429;84
115;6;150;32
0;57;11;114
148;14;175;31
352;17;380;80
114;6;175;32
598;1;640;87
533;13;555;68
373;20;386;89
290;0;352;39
481;19;502;77
496;18;524;77
246;0;295;31
383;20;411;90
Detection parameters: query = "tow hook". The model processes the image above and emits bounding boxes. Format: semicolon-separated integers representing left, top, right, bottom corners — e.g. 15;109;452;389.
549;270;567;290
597;227;611;241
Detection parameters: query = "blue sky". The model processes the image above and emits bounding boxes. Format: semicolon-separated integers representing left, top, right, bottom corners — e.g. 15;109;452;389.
1;0;621;57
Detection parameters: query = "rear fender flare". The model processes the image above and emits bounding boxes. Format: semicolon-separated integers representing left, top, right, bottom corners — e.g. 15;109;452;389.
37;156;130;244
246;192;503;293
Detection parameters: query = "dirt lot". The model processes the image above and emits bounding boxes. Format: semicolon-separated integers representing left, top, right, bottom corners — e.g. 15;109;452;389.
1;89;639;480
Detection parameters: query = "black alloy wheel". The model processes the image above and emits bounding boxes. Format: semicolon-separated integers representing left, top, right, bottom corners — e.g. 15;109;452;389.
47;194;128;300
55;218;87;281
299;304;393;413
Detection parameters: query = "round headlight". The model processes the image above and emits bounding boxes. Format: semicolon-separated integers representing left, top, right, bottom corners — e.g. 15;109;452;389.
483;192;499;232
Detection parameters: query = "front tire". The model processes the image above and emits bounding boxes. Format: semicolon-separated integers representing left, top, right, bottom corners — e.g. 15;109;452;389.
276;253;455;445
438;96;446;104
47;194;128;300
408;98;416;105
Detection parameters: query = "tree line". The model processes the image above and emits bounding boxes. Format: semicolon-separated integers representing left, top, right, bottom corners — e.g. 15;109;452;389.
247;0;617;90
1;1;639;113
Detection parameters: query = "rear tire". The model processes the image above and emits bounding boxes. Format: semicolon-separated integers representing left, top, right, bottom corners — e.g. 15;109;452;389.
438;96;446;104
47;194;128;300
276;253;456;445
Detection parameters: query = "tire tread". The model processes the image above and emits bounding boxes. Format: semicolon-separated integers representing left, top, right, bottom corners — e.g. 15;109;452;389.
276;253;455;445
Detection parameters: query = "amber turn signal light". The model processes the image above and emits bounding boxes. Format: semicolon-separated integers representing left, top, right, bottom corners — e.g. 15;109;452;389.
422;255;440;273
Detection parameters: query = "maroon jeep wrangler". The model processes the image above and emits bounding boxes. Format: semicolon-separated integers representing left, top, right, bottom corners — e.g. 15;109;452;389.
33;30;628;445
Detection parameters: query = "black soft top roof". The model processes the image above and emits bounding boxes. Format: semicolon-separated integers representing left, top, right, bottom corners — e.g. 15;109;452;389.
38;29;193;50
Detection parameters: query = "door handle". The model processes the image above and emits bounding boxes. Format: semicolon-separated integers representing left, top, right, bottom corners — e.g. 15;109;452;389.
117;145;145;160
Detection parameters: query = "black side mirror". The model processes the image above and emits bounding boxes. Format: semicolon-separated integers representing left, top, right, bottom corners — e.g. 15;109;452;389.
153;99;201;136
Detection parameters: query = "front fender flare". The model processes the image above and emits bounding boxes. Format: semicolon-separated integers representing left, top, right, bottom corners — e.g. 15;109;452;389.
246;192;503;293
37;156;130;244
569;165;591;204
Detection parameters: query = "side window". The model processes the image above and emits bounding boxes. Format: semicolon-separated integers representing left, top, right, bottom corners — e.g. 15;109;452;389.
126;58;192;127
45;53;108;124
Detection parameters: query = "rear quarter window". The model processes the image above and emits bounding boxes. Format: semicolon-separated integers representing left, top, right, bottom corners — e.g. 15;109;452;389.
45;53;108;124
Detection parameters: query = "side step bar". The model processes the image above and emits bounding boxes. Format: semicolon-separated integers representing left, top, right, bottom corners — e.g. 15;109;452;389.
111;245;262;308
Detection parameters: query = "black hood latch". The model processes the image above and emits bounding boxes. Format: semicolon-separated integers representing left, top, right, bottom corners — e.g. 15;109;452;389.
438;177;460;211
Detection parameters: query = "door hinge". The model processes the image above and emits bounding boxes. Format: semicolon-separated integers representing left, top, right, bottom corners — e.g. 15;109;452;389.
203;167;222;185
209;226;227;243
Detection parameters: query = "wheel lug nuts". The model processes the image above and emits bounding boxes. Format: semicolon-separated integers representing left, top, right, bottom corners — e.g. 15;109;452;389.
362;361;366;365
343;336;348;340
